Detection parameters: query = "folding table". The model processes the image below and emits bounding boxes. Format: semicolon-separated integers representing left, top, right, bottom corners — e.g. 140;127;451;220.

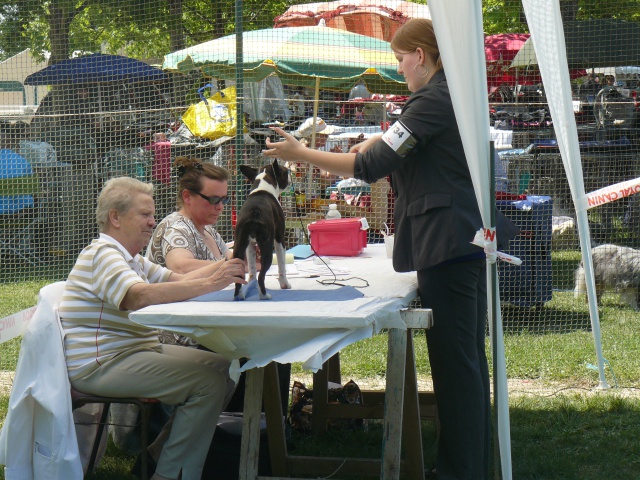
130;243;433;479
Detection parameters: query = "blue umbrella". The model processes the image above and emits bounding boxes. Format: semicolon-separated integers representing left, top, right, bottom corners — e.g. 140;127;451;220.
24;53;167;85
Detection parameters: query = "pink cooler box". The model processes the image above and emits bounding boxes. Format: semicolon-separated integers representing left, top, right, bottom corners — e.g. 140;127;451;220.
308;217;368;256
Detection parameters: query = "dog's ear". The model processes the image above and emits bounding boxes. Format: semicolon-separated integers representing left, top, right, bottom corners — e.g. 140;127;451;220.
272;160;289;190
239;165;259;182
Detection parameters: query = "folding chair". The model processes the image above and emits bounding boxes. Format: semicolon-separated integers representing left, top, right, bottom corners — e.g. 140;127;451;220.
70;390;159;480
48;282;160;479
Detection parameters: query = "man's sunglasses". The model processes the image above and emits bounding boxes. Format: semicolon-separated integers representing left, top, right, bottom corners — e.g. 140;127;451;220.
189;190;230;206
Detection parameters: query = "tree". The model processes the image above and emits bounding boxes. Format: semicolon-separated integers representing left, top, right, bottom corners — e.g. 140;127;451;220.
482;0;639;34
0;4;30;59
0;0;289;64
2;1;637;65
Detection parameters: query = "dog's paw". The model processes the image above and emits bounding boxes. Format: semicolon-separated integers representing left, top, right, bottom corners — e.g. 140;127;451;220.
279;276;291;290
234;291;246;301
259;292;272;300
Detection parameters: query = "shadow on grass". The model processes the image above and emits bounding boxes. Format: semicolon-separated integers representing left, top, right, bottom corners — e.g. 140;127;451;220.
509;395;640;480
7;397;640;480
286;420;438;480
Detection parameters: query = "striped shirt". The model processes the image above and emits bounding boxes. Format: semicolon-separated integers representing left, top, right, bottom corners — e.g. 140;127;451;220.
59;233;172;382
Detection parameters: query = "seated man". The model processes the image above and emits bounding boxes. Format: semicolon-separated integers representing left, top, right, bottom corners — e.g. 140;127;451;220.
58;176;247;480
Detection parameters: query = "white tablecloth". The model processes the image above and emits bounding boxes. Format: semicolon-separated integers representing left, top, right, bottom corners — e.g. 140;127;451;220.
129;244;418;373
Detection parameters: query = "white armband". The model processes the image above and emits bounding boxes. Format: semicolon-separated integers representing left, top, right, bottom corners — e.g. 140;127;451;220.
381;120;418;158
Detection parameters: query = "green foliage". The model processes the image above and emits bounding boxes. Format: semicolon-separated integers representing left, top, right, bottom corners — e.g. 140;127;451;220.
483;0;527;34
0;0;295;63
2;0;639;64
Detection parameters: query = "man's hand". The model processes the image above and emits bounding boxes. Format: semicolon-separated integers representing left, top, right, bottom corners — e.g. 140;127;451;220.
210;258;247;289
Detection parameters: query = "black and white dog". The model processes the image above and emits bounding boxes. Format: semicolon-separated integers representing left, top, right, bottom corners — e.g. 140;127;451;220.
574;244;640;309
233;159;291;300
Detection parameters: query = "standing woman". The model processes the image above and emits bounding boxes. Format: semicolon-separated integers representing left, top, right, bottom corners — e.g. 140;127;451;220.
263;18;515;480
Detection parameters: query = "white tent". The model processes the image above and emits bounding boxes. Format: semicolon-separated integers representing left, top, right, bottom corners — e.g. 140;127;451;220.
0;49;49;120
429;0;513;477
519;0;608;388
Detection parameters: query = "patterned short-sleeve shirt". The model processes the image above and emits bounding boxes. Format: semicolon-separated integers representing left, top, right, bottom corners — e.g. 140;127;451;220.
146;211;228;265
145;212;228;346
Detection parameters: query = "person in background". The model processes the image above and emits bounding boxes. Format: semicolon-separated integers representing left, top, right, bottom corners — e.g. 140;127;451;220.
293;121;342;197
0;122;34;215
288;86;307;121
580;72;601;96
145;133;174;230
263;18;517;480
59;176;247;480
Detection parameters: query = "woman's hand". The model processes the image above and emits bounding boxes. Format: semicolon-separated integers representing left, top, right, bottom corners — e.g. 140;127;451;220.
349;134;383;154
265;126;357;178
264;127;307;162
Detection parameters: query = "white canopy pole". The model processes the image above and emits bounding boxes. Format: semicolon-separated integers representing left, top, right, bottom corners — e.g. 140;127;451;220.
429;1;512;478
521;0;608;389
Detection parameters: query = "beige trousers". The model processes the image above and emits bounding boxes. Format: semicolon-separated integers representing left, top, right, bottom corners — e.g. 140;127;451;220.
72;344;235;480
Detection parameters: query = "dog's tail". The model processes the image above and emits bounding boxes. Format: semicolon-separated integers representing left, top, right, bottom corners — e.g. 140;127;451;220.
574;261;587;298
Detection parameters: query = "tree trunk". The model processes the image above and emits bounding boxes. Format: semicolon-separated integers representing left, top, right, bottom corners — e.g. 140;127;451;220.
559;0;579;22
169;0;185;52
48;5;74;66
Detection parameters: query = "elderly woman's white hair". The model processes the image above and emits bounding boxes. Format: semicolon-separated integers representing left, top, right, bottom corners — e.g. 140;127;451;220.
96;177;154;232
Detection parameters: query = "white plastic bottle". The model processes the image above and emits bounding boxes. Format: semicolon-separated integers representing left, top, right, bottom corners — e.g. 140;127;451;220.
325;203;341;220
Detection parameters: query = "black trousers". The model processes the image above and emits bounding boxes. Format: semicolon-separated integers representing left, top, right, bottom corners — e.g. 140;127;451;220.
418;258;489;480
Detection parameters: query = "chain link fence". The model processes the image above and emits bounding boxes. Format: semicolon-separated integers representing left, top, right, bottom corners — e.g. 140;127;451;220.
2;0;640;439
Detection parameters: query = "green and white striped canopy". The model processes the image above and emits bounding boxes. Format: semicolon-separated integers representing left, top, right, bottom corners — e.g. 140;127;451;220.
163;26;408;94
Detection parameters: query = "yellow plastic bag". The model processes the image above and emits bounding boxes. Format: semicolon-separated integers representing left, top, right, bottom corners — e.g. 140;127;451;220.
182;85;242;140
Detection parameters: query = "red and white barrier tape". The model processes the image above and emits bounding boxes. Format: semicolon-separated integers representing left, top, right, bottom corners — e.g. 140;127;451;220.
472;228;522;266
0;306;36;345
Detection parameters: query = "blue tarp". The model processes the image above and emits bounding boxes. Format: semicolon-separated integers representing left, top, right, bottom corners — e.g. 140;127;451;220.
0;149;34;215
24;53;167;85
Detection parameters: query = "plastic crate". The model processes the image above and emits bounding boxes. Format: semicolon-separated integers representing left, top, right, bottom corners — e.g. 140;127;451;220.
497;195;553;307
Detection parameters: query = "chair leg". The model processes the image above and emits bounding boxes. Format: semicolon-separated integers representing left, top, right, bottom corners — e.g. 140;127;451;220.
87;402;111;473
139;402;152;480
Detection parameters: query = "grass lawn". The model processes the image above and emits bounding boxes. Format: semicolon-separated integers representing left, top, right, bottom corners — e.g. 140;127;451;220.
2;249;640;479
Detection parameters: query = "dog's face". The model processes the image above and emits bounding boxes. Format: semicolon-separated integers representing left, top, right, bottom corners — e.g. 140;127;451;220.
239;159;290;195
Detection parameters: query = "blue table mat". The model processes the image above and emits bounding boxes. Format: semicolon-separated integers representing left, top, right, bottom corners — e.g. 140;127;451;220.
193;279;365;302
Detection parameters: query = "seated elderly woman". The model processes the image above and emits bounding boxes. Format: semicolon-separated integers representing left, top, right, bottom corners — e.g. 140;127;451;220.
58;176;247;480
146;156;290;415
146;156;234;347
